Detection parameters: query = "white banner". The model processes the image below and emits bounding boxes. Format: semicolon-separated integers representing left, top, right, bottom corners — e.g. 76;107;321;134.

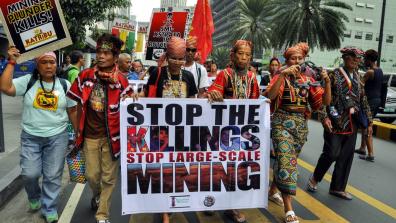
120;98;270;214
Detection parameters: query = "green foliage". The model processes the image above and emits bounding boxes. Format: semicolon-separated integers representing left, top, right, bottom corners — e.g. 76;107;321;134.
230;0;274;53
59;0;130;48
270;0;352;50
210;47;230;69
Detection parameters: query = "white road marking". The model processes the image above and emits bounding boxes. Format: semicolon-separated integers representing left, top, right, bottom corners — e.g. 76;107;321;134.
58;183;86;223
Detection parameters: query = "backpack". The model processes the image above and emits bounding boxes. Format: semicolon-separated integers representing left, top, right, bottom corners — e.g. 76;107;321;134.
24;72;68;96
59;66;78;80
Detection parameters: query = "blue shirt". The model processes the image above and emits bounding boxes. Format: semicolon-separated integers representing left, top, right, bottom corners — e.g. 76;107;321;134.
0;59;7;75
127;71;140;80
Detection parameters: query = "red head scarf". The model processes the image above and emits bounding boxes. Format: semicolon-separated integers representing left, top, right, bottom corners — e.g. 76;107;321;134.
284;42;309;60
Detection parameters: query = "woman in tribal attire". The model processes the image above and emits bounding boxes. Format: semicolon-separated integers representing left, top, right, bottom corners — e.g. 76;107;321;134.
207;40;259;223
265;43;331;223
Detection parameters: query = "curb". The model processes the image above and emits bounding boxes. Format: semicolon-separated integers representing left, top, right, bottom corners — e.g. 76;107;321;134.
0;166;23;209
311;112;396;143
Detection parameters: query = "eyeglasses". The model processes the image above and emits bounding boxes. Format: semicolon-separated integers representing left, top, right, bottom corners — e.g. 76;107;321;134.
186;48;197;53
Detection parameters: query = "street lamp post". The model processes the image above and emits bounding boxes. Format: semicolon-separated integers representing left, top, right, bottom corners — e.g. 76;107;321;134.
378;0;386;67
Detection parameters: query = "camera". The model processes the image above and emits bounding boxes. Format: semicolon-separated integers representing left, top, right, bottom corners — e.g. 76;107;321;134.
300;61;323;82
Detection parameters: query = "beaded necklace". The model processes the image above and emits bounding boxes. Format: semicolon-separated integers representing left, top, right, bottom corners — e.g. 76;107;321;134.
230;69;249;99
166;68;183;98
39;76;55;93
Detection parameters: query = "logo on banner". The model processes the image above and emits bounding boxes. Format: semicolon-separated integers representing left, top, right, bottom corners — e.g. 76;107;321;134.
170;195;191;208
153;49;164;60
203;195;215;207
21;23;57;50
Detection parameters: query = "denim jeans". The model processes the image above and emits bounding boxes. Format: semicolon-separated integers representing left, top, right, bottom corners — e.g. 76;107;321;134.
20;130;68;216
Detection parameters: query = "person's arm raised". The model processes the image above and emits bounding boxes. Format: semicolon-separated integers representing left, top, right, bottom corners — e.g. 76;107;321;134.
0;46;20;96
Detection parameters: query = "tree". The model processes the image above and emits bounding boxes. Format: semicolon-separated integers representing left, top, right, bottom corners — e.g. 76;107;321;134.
210;47;230;69
59;0;130;47
270;0;352;50
229;0;274;55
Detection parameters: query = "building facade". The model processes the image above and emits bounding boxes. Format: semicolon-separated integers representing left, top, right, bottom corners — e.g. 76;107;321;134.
309;0;396;72
211;0;237;48
161;0;187;8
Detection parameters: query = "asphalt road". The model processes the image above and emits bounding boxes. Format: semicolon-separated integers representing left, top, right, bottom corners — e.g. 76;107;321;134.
53;121;396;223
0;119;395;223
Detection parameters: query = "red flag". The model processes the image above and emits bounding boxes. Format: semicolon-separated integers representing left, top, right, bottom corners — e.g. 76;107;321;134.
111;28;119;37
189;0;215;64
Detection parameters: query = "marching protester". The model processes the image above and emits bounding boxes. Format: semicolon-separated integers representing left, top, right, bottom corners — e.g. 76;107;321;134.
141;36;197;223
208;62;219;77
118;53;133;78
62;54;72;71
265;42;331;223
308;47;372;200
131;60;146;80
0;47;78;223
261;57;281;87
206;39;260;223
183;36;209;97
66;50;85;84
67;34;134;223
355;49;383;162
249;61;261;85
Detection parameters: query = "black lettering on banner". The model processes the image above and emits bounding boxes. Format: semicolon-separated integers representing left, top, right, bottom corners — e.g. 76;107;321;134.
175;163;199;192
127;163;161;194
212;104;227;125
165;104;182;125
200;162;211;191
212;162;236;191
162;163;173;193
146;104;163;125
248;105;260;124
127;103;144;125
186;104;202;125
237;162;260;190
241;125;260;151
229;105;245;125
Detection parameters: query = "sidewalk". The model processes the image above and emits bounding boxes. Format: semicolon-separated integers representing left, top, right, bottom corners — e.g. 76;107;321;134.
0;93;23;208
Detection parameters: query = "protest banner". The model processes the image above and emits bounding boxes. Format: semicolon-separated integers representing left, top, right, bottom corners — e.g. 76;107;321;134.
0;0;72;63
111;18;136;52
120;98;270;214
145;8;189;60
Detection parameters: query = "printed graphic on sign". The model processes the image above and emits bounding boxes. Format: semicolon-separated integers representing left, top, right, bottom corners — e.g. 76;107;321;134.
0;0;72;62
21;23;58;50
33;88;58;112
120;98;271;214
146;9;188;60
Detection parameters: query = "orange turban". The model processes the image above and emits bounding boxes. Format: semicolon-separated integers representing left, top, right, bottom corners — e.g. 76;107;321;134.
187;36;197;48
166;36;186;58
284;42;309;59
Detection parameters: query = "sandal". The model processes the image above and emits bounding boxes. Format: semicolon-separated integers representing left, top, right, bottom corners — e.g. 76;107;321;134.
359;155;375;162
329;190;353;200
354;148;366;155
269;192;284;206
285;210;299;223
224;210;246;223
306;176;317;192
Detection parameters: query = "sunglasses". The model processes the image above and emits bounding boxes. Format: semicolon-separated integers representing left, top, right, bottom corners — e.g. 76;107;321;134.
186;48;197;53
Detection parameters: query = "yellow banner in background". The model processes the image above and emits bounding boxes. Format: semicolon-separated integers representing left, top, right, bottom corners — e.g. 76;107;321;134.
119;29;128;50
136;33;144;52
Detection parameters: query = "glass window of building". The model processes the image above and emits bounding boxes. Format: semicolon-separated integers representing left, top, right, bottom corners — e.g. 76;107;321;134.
366;4;375;9
366;32;373;40
344;30;352;38
356;2;365;7
376;34;380;41
355;18;364;22
386;35;394;43
355;31;363;39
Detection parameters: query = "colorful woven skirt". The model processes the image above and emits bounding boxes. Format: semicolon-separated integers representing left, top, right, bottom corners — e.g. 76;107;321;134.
272;109;308;195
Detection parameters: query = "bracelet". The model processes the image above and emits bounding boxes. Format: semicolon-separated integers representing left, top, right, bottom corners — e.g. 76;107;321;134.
8;60;17;66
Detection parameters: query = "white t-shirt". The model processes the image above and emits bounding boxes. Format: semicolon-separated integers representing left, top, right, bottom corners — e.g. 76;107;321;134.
13;74;77;137
183;62;209;90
